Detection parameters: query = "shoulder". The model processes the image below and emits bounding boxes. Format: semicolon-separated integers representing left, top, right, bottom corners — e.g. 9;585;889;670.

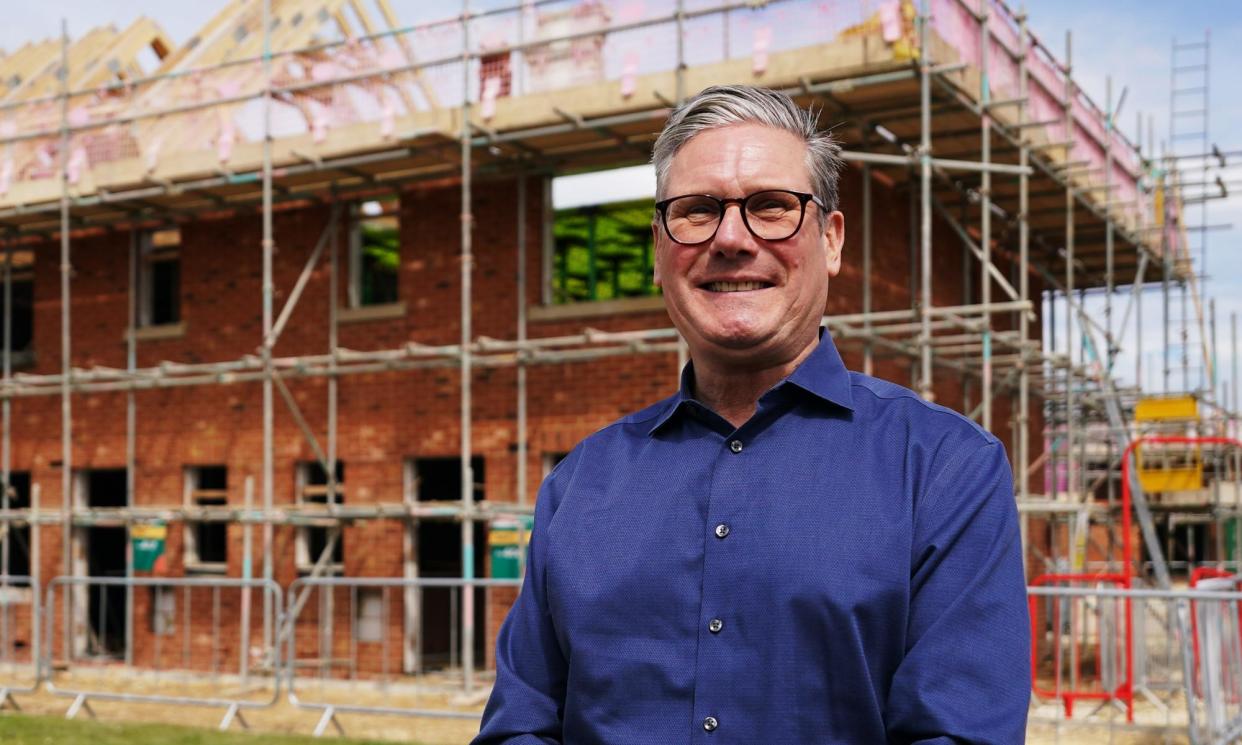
846;371;1006;493
537;392;679;511
584;392;679;447
848;371;998;449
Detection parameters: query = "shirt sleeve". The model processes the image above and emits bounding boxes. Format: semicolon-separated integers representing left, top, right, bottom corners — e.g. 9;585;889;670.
884;440;1031;744
472;461;570;745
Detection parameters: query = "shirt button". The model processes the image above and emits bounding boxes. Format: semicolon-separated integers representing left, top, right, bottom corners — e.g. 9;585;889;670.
714;523;730;539
703;716;718;732
729;439;743;453
709;618;723;633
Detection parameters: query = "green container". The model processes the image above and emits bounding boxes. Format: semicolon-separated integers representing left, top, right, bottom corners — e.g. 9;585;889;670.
132;522;167;571
489;517;533;579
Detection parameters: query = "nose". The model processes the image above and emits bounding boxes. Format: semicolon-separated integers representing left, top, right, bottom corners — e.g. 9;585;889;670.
711;202;756;258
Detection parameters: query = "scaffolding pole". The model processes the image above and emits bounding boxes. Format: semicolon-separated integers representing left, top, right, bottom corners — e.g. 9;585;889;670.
1063;31;1077;502
329;196;340;518
978;0;992;431
1017;8;1031;502
862;158;873;377
260;0;276;652
1;245;9;587
516;172;529;578
1104;75;1116;510
124;225;137;669
918;0;934;400
459;0;476;693
58;17;73;662
324;192;341;687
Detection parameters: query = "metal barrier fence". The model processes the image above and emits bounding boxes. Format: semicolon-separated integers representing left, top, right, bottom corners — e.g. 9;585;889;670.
1190;568;1241;701
1029;572;1133;719
12;574;1242;742
1030;583;1242;745
1191;577;1242;742
42;576;282;730
284;576;522;737
0;575;38;710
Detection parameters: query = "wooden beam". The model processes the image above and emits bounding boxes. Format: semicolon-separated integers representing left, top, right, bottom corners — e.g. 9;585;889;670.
372;0;439;109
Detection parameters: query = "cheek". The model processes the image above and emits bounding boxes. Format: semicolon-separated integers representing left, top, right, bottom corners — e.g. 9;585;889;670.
665;252;699;279
777;247;807;272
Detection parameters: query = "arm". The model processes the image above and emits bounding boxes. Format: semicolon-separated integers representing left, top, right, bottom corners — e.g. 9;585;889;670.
472;464;570;745
884;441;1031;744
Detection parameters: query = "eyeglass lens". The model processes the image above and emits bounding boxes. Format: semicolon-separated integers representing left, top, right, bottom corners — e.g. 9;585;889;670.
664;190;807;243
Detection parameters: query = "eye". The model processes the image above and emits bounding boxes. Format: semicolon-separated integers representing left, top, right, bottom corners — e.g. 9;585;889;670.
669;197;719;223
746;191;803;222
751;198;786;212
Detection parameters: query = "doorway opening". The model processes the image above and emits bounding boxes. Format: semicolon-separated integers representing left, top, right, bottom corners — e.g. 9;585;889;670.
83;469;127;658
414;457;485;671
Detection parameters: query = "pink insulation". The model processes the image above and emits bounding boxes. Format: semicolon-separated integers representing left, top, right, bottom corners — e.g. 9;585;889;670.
930;0;1147;231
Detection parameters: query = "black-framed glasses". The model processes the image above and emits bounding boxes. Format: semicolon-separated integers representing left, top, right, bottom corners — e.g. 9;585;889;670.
654;189;826;245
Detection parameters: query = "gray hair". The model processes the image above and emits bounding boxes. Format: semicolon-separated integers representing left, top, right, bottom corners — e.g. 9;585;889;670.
651;85;844;217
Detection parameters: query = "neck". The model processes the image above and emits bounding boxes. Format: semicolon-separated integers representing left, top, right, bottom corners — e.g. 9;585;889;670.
690;335;820;429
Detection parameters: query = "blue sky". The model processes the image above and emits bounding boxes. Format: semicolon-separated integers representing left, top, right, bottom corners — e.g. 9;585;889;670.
3;1;1240;400
1028;1;1242;401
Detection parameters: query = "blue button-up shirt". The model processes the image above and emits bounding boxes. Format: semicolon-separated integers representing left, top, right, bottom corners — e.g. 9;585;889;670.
475;332;1030;744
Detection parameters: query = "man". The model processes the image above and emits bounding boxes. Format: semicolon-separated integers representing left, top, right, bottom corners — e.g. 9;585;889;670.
475;85;1030;744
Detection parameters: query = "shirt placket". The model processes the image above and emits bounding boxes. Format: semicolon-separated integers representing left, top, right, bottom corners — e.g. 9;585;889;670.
690;427;752;741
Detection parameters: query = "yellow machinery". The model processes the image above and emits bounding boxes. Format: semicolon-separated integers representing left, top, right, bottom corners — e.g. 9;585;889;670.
1134;395;1203;492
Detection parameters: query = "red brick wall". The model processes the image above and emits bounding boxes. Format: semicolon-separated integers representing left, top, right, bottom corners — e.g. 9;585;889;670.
7;166;1043;674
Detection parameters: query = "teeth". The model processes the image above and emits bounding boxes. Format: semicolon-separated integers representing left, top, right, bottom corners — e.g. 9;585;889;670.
707;281;766;292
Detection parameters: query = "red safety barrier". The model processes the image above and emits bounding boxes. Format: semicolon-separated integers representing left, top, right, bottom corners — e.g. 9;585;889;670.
1191;567;1235;584
1029;573;1133;720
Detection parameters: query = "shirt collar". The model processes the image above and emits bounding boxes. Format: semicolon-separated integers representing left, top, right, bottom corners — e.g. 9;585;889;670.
785;328;855;411
647;328;854;437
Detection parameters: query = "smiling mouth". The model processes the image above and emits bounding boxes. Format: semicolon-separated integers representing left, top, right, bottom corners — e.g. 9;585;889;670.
702;281;773;292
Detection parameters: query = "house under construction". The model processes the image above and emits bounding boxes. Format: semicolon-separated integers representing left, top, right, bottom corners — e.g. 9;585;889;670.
0;0;1237;733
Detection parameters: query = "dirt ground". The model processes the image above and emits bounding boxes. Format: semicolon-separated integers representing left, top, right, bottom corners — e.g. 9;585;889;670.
1027;721;1190;744
2;669;484;744
1027;692;1195;745
0;666;1203;744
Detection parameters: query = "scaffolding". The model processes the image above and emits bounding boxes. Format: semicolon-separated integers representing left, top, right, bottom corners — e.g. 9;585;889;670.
0;0;1237;728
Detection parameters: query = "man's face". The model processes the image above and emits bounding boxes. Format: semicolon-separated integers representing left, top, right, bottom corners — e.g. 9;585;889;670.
654;123;845;370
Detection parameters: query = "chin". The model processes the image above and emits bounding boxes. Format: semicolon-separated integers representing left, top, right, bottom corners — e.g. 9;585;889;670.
704;315;781;346
698;328;776;353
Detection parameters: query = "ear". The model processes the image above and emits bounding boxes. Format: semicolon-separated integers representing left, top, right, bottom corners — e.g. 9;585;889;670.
822;210;845;277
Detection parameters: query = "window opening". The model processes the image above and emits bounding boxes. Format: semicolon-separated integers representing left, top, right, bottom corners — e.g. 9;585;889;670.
137;227;181;326
297;460;345;571
0;472;31;578
350;198;400;307
553;199;657;303
185;466;228;571
0;251;34;365
355;587;385;643
550;165;657;304
414;457;484;502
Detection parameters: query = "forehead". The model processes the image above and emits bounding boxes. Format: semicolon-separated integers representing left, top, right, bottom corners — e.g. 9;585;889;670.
665;123;811;193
